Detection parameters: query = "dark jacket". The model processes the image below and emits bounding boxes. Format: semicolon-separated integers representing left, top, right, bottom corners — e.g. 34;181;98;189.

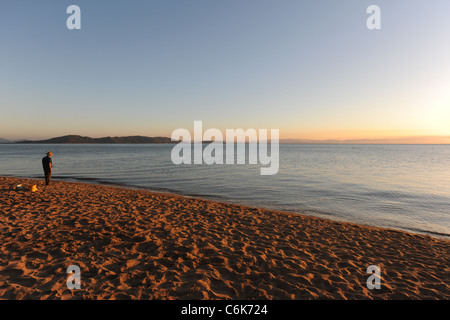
42;156;52;173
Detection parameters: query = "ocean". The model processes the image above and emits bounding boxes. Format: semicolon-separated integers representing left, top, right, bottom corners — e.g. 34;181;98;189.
1;143;449;239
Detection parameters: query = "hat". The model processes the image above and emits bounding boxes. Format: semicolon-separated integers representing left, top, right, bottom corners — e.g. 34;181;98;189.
47;151;53;156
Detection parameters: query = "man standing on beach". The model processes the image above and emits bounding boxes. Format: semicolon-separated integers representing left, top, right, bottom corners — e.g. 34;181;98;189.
42;151;53;187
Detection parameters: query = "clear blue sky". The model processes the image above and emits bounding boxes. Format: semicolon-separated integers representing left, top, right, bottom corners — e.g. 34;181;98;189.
1;0;449;140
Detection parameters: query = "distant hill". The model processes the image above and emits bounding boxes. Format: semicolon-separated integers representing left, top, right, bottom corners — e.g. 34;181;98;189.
16;135;176;144
10;135;450;145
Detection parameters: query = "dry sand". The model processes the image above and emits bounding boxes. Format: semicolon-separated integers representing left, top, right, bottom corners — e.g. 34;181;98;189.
0;176;449;300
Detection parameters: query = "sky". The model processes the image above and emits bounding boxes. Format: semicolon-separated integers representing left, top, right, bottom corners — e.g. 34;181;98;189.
1;0;449;141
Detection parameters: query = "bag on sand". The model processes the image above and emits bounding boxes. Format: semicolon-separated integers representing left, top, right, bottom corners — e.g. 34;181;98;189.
16;184;37;192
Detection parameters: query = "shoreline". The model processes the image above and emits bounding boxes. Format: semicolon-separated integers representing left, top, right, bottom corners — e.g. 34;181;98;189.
0;176;449;299
3;174;448;240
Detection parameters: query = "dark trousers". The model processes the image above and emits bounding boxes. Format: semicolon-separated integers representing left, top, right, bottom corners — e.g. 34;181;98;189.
44;171;51;186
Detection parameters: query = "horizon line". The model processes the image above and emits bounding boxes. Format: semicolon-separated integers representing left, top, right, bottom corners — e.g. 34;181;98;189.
1;134;450;144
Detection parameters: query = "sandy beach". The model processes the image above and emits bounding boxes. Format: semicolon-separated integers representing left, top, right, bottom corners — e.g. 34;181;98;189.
0;176;448;300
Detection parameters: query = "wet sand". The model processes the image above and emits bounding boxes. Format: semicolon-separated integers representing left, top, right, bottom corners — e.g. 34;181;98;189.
0;176;449;300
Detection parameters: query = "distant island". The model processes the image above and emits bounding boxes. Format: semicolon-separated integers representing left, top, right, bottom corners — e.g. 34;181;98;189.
13;135;176;144
1;135;449;144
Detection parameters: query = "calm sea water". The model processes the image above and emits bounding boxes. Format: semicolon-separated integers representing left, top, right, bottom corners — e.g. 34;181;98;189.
1;144;449;239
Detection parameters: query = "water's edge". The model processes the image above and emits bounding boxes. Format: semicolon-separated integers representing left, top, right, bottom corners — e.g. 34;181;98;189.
4;173;449;240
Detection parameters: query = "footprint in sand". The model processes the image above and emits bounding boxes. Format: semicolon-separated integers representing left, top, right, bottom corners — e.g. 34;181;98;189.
26;251;49;260
2;267;23;277
10;276;37;288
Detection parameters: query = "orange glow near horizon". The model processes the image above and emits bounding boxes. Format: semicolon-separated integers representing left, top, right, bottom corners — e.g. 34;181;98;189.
280;127;450;143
